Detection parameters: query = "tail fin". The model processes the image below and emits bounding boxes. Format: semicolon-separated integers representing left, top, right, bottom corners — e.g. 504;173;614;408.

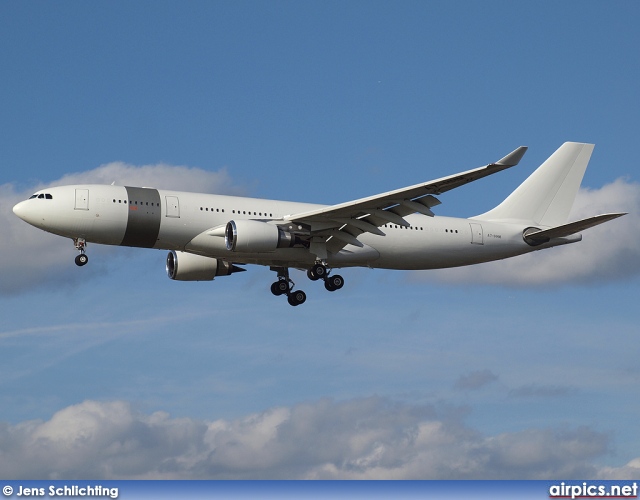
475;142;594;226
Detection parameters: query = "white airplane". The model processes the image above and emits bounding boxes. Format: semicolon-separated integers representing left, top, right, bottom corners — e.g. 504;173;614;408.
13;142;625;306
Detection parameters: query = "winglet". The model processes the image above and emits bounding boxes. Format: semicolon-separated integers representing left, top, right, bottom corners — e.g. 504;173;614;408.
495;146;528;167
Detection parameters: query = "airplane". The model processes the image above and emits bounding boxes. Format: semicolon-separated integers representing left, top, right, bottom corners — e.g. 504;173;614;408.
12;142;626;306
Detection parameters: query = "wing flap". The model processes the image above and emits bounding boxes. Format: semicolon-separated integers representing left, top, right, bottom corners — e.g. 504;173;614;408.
333;217;386;236
327;229;365;247
368;208;411;227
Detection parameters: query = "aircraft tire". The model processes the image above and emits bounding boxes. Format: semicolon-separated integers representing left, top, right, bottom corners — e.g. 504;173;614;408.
287;290;306;306
271;281;289;296
324;274;344;292
311;263;327;279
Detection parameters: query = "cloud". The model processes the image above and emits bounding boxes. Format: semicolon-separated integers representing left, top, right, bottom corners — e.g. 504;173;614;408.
52;163;241;195
454;369;498;391
1;163;240;295
599;458;640;480
414;179;640;287
508;385;575;399
0;397;635;480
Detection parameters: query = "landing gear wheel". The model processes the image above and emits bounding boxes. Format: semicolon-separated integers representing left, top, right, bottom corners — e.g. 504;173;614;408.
307;268;320;281
287;290;307;306
311;263;327;279
75;254;89;267
271;280;289;296
324;274;344;292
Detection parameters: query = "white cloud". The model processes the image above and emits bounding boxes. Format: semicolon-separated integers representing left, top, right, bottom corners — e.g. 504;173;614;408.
599;458;640;480
52;163;240;194
1;163;240;295
0;397;635;480
414;179;640;286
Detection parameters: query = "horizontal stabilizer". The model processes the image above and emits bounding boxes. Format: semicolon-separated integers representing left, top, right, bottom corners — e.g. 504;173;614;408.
524;213;626;244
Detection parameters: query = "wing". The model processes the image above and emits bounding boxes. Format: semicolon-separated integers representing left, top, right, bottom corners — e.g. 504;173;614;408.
283;146;527;251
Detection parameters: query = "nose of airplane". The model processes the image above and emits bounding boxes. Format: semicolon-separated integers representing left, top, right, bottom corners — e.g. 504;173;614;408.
12;200;27;220
12;200;41;226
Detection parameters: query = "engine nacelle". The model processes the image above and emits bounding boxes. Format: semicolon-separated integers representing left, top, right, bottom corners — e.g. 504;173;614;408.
225;220;295;252
166;251;240;281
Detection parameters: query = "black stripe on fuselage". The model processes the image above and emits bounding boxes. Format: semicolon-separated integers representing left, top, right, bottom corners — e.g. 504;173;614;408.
121;187;162;248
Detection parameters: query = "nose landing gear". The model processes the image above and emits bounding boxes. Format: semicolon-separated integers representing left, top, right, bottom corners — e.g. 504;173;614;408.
73;238;88;267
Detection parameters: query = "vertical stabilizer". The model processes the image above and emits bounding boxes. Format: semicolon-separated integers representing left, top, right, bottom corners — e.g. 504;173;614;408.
474;142;594;227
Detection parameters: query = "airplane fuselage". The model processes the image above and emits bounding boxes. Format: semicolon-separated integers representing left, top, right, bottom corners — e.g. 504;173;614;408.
13;184;576;271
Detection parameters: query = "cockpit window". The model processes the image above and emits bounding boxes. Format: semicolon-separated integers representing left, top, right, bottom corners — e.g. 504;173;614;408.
45;194;53;199
38;194;45;199
29;194;38;199
29;193;53;200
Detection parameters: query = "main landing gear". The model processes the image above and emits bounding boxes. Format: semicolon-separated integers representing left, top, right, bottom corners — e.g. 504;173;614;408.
271;262;345;307
307;262;344;292
270;267;306;306
73;238;89;267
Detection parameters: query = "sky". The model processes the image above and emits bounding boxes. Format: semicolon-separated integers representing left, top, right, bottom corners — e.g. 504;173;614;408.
1;0;639;480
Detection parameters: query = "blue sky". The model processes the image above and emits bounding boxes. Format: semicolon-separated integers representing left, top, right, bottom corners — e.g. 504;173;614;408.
1;1;639;479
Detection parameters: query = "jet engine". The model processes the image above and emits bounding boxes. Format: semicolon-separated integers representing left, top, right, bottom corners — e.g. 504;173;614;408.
224;220;296;252
166;251;243;281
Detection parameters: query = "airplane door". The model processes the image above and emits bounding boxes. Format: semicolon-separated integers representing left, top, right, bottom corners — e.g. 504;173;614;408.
75;189;89;210
470;223;484;244
165;196;180;218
